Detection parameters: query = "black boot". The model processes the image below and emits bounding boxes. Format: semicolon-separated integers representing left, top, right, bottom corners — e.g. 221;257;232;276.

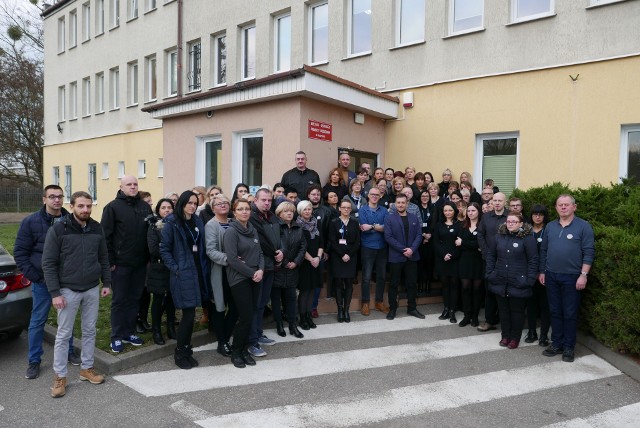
525;330;538;343
289;324;304;338
538;334;550;347
344;307;351;323
343;284;353;323
185;345;199;367
439;307;450;320
276;321;286;337
152;327;165;345
299;313;310;330
337;305;345;323
449;309;457;324
174;347;192;370
306;312;317;329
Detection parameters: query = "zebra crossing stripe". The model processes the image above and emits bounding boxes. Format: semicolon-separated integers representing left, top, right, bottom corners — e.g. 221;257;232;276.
194;313;465;352
542;401;640;427
115;332;531;397
193;355;622;428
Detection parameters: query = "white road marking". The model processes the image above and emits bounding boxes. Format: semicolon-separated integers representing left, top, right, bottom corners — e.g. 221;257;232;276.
170;400;214;421
194;355;621;428
0;404;4;412
194;313;467;352
543;401;640;427
115;332;532;397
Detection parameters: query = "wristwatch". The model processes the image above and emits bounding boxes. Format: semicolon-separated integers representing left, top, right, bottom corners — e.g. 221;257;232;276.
580;271;588;277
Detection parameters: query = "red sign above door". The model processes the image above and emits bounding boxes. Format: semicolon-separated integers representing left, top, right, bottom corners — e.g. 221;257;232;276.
308;120;332;142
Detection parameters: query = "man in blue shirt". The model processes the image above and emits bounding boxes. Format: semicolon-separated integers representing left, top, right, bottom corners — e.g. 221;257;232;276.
539;194;595;363
358;187;389;316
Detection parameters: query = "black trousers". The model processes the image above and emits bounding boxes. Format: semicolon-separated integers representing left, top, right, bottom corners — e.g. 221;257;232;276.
495;294;527;341
138;287;151;322
150;291;175;329
389;260;417;311
526;281;550;336
230;279;260;356
209;277;238;345
272;287;298;327
484;282;500;325
176;307;195;349
111;265;147;340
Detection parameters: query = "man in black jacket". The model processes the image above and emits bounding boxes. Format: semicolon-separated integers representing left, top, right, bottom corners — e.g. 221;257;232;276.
42;191;112;398
280;151;321;200
101;176;152;353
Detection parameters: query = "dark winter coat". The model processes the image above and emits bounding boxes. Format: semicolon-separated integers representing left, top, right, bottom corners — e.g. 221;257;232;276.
486;223;538;299
14;205;69;284
477;209;510;260
249;206;281;271
101;190;153;267
42;214;111;298
146;217;170;294
433;221;462;277
273;221;306;288
160;214;211;309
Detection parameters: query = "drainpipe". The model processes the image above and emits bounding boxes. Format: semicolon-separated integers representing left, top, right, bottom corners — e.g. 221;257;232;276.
177;0;183;97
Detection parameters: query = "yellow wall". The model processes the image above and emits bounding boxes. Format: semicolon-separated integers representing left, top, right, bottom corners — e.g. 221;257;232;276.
43;128;163;220
385;56;640;190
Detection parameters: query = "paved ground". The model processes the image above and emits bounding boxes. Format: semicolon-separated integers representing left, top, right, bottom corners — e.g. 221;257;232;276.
2;304;640;427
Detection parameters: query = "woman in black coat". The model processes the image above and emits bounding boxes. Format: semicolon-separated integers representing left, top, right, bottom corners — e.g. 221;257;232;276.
146;199;176;345
485;213;538;349
455;202;484;327
433;201;462;323
328;199;361;323
272;202;306;339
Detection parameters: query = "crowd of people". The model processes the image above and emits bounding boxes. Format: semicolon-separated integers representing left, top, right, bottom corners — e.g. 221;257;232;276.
13;150;594;397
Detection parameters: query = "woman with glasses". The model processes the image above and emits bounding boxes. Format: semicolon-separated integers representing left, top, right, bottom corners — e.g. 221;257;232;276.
376;178;391;209
486;213;538;349
160;191;212;369
328;199;361;322
223;199;264;368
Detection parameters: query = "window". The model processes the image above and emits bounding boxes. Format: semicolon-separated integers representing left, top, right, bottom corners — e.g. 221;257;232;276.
69;10;77;48
241;24;256;80
118;161;125;178
620;125;640;184
348;0;372;56
274;13;291;72
449;0;484;35
64;166;72;203
82;3;91;41
110;67;120;109
187;40;201;91
511;0;553;22
204;139;222;185
110;0;120;28
128;61;138;105
102;162;109;179
58;17;65;52
88;164;97;200
128;0;138;19
137;160;146;178
241;135;263;188
167;49;177;96
396;0;425;46
212;33;226;86
96;72;105;113
52;166;60;185
157;158;164;177
309;2;328;64
58;86;66;122
82;77;91;116
146;0;157;12
145;55;157;101
475;133;519;197
69;81;78;119
96;0;105;35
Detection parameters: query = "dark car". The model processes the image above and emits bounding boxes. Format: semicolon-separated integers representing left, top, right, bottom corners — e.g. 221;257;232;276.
0;243;32;339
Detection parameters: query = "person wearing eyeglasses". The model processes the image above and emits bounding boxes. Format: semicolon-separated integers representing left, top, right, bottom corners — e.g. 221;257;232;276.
508;197;524;217
485;213;538;350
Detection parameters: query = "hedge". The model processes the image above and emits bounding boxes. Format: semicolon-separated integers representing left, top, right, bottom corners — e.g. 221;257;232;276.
511;181;640;354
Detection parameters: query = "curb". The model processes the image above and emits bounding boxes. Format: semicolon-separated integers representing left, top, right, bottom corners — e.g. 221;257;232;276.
44;325;215;375
577;330;640;383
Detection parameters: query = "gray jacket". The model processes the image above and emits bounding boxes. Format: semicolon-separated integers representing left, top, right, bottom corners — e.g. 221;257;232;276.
205;217;229;312
223;220;264;287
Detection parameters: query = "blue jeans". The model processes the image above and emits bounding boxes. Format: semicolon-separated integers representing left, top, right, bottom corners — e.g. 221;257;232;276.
360;246;387;303
28;282;73;364
249;270;274;346
545;271;582;349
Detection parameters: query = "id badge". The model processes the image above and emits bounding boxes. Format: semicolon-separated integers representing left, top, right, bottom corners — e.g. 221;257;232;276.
192;245;198;252
339;239;347;245
422;222;428;228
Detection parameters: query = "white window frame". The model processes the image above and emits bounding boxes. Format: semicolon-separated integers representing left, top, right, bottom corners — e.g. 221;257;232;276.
396;0;425;47
127;61;138;106
58;85;66;122
231;130;263;188
110;0;120;29
69;81;78;119
95;72;105;113
69;9;78;48
449;0;484;36
274;13;291;73
96;0;105;35
212;33;226;87
619;125;640;183
474;132;520;194
347;0;372;57
157;158;164;177
82;2;91;41
117;161;125;178
167;48;178;96
241;24;256;81
88;163;98;201
128;0;138;20
137;160;146;178
101;162;109;179
308;2;329;65
52;166;60;185
145;55;157;101
510;0;554;23
58;16;65;53
64;165;72;203
110;67;120;110
82;77;91;116
187;40;202;92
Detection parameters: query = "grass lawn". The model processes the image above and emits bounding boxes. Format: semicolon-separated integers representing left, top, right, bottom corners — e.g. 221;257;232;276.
0;223;205;353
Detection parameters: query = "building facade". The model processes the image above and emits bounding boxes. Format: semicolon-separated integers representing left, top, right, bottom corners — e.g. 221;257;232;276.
43;0;640;211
